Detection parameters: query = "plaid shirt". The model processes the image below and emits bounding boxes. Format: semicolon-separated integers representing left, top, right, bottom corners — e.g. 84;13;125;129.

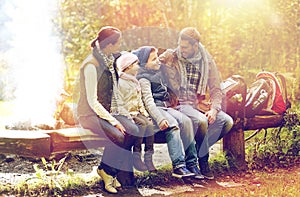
179;60;202;103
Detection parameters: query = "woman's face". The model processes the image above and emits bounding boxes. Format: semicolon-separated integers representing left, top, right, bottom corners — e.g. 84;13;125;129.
145;50;160;70
110;37;122;53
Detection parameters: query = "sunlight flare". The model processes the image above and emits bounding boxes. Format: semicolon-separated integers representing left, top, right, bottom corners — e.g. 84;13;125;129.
5;0;64;127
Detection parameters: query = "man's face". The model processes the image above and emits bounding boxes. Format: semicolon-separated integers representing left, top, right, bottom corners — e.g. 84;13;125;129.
145;50;160;70
178;39;196;59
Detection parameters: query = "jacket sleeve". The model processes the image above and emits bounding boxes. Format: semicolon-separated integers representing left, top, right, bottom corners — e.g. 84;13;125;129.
84;64;120;126
206;51;223;111
159;49;181;93
117;79;134;119
138;93;150;117
139;78;166;125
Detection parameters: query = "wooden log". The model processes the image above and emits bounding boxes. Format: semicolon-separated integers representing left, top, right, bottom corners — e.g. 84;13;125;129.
0;130;51;158
244;115;284;130
223;128;247;170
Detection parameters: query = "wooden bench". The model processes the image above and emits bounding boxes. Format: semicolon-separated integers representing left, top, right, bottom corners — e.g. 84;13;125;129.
0;113;285;165
0;127;170;159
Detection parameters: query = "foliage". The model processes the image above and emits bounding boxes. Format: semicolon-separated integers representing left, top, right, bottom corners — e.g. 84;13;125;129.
246;107;300;169
209;152;231;174
57;0;300;98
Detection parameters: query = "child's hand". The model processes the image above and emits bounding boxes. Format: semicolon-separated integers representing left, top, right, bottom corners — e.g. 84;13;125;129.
159;119;169;131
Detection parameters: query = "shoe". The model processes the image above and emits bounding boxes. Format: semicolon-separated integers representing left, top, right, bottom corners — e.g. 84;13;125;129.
97;168;118;193
199;161;214;180
187;165;205;179
172;166;195;178
133;152;148;171
113;177;121;188
144;151;157;173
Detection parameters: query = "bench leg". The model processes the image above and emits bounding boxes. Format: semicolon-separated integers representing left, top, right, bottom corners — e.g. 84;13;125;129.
223;128;247;170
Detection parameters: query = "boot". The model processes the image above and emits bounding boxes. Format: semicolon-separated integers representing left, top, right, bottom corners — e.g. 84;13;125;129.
113;177;121;188
133;137;147;171
144;150;157;172
199;154;214;180
133;152;148;171
97;168;118;193
144;135;157;172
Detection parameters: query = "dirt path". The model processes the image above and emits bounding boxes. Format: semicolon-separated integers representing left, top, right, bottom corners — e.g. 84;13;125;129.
1;143;299;196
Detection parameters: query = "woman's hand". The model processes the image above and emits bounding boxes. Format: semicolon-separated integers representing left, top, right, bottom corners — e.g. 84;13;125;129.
115;123;126;135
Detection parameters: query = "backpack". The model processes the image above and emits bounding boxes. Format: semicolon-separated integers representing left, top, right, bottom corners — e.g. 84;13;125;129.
245;78;273;117
255;71;289;114
221;75;247;119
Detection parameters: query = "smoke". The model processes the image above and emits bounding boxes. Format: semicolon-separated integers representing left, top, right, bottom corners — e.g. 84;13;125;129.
4;0;64;127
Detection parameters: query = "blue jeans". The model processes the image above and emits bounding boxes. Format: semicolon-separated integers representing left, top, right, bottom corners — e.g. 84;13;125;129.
165;108;198;168
155;107;197;168
175;105;233;159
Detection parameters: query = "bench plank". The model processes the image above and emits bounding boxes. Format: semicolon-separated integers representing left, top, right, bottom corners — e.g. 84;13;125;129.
0;130;51;158
42;128;109;154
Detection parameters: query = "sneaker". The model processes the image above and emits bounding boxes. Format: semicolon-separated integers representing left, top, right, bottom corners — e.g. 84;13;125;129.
172;166;195;178
187;165;205;179
199;161;214;180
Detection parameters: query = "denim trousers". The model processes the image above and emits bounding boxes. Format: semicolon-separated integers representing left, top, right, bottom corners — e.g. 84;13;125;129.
156;107;198;169
78;114;139;176
175;105;233;159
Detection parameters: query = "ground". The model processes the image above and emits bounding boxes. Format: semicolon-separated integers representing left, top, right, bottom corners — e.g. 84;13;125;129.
0;144;299;196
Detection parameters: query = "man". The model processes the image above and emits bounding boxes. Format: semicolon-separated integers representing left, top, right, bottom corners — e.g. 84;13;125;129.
134;46;204;179
159;27;233;179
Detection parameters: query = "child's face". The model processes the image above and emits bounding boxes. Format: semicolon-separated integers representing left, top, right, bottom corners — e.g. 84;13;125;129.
124;61;139;76
145;51;160;70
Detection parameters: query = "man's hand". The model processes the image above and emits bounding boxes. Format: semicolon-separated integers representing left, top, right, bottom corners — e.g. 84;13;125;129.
205;108;218;124
159;119;169;131
115;123;126;135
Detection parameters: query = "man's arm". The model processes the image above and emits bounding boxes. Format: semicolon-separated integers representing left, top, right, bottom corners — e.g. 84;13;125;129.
206;51;223;112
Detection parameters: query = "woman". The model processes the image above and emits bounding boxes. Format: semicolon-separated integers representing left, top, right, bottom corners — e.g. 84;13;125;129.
77;26;139;194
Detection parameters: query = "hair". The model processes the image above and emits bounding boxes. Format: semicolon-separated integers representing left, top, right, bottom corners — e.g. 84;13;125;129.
179;27;200;45
90;26;121;49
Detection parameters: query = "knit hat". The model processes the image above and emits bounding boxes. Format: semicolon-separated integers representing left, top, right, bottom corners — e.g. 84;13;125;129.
132;46;156;67
116;52;138;72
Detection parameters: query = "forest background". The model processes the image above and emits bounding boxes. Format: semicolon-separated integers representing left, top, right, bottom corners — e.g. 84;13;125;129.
57;0;300;102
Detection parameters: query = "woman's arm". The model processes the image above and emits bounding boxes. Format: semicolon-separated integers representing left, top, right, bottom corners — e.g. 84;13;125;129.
84;63;119;126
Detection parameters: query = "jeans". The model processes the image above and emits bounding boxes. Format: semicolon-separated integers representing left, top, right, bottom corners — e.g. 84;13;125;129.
78;114;139;176
155;107;198;169
176;105;233;159
165;108;198;168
